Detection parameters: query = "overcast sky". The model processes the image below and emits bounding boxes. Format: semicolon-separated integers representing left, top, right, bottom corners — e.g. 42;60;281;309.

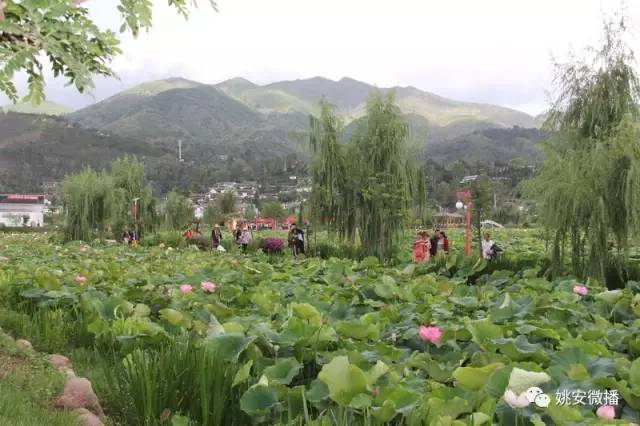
4;0;639;115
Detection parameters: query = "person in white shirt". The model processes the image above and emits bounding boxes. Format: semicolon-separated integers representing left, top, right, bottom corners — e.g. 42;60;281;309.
482;232;495;260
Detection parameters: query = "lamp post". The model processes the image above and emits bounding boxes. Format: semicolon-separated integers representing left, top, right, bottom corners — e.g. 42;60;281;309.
456;191;472;257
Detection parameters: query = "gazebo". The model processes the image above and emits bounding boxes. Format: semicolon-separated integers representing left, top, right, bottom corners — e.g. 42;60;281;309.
433;212;465;228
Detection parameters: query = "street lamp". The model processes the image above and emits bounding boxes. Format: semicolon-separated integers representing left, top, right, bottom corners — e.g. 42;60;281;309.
456;191;473;257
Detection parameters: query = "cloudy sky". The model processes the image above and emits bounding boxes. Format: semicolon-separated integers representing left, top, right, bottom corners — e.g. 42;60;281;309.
4;0;639;115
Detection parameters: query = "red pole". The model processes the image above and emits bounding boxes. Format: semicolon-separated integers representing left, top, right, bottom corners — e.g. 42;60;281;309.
465;201;472;256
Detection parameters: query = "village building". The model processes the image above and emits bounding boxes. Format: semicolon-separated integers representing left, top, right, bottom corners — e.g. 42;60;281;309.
0;194;46;227
433;211;465;228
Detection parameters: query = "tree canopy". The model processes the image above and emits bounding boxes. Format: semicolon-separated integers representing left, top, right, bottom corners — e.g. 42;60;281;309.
308;91;424;261
526;17;640;285
0;0;215;103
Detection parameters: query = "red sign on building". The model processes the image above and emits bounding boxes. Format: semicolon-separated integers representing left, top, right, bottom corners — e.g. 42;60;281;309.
0;194;44;204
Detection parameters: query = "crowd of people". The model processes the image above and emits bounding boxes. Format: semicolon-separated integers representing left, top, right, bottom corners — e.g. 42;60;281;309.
412;229;449;262
178;221;307;256
412;229;501;263
121;225;140;245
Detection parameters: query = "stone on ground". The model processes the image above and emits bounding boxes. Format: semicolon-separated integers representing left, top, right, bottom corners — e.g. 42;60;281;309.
55;377;105;420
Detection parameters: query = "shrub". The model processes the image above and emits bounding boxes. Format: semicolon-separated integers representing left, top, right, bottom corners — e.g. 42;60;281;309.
189;236;211;251
141;231;185;249
260;237;284;254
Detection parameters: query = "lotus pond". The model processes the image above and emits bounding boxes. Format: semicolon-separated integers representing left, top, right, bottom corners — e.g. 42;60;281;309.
0;232;639;425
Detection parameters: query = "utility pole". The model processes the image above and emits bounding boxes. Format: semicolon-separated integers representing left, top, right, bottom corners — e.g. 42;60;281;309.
178;139;184;162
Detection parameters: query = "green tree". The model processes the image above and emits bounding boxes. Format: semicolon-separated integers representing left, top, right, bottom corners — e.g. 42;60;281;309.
164;190;193;230
0;0;216;103
470;175;493;256
308;98;347;234
60;167;110;241
351;91;416;260
244;205;258;222
260;200;285;219
217;192;236;215
203;202;219;225
526;17;640;284
107;156;156;235
308;91;421;261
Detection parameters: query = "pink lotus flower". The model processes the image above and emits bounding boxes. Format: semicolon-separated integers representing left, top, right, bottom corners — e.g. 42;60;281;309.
201;281;217;293
573;285;588;296
74;275;87;285
419;325;442;344
0;256;8;262
596;405;615;419
179;284;193;293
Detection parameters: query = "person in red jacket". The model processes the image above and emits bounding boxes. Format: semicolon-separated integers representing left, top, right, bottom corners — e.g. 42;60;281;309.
412;231;431;263
440;231;450;254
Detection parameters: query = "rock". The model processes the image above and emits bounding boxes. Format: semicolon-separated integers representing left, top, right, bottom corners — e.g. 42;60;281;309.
48;354;75;377
15;339;32;350
55;377;105;420
48;354;72;370
74;408;105;426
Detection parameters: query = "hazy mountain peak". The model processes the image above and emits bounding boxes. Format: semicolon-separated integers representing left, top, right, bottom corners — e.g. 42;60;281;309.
122;77;202;97
2;100;72;116
216;77;257;89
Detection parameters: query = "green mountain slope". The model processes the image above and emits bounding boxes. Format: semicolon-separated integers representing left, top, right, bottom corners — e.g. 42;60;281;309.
70;81;298;155
218;76;536;131
2;100;72;115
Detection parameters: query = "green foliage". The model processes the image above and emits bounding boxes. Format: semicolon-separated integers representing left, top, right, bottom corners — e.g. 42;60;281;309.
260;200;285;219
107;156;156;235
0;0;215;103
203;202;220;225
471;174;493;256
309;92;420;261
217;192;237;215
61;156;156;241
527;18;640;284
164;190;193;230
2;231;640;424
0;328;75;426
120;339;248;426
61;166;110;241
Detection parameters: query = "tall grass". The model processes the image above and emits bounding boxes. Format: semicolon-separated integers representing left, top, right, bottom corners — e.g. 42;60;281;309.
101;338;251;426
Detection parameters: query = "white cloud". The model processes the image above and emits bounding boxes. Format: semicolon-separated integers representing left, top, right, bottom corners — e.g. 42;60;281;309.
3;0;638;114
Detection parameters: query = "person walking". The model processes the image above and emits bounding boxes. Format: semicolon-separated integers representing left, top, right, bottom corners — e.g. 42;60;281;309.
239;224;252;254
295;225;305;255
412;231;431;263
438;231;450;255
482;232;502;260
234;224;242;245
288;223;305;256
182;224;193;241
121;225;132;245
429;229;441;257
211;224;222;250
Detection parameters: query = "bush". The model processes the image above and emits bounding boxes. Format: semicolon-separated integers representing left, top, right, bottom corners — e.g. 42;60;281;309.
141;231;185;249
188;236;211;251
313;242;360;259
259;237;284;254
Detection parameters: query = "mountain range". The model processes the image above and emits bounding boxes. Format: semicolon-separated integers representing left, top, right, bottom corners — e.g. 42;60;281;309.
0;76;545;192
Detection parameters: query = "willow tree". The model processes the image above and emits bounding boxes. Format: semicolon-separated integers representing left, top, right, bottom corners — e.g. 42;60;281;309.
309;92;420;261
61;167;110;241
164;190;193;230
107;156;156;235
308;98;351;238
526;18;640;284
